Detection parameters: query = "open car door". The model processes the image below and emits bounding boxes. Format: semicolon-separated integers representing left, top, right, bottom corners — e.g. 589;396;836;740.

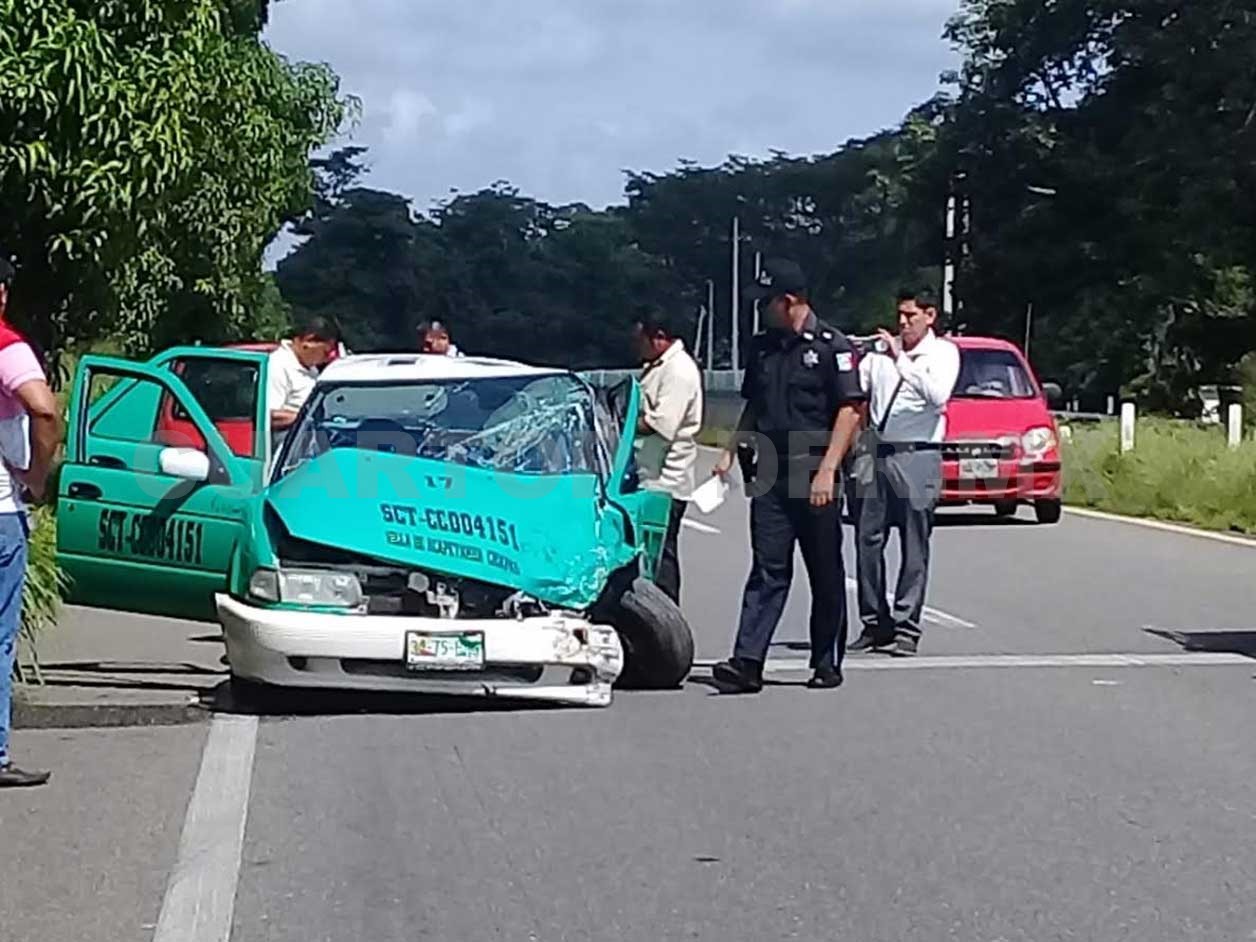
56;351;269;621
591;376;671;581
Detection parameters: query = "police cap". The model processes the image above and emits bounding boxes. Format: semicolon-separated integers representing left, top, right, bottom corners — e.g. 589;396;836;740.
743;258;808;303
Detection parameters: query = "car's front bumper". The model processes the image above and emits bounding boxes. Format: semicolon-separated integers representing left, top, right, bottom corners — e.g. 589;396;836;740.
216;595;624;707
940;459;1062;504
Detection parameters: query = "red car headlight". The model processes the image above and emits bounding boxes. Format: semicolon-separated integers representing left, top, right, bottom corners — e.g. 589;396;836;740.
1021;426;1057;459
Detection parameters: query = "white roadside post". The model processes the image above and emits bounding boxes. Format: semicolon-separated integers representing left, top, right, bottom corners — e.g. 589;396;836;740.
1227;403;1242;449
1120;402;1136;453
1107;396;1115;416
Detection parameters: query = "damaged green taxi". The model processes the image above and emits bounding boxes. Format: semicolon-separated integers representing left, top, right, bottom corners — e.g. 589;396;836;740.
56;348;695;707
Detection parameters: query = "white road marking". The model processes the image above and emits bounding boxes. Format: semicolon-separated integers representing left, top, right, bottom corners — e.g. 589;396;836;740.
682;519;721;535
1065;506;1256;548
842;577;976;629
153;714;258;942
696;652;1253;672
922;608;977;629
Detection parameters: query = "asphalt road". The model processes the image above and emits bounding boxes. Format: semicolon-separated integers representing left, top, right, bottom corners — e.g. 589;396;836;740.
9;489;1256;942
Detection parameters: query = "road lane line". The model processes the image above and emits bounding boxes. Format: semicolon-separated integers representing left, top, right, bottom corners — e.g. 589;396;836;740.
1065;507;1256;547
842;577;976;629
682;519;721;535
153;714;258;942
694;652;1253;672
922;608;977;629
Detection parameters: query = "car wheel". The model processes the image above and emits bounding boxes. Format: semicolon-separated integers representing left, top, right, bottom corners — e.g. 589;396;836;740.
611;577;695;690
1034;499;1063;525
993;500;1018;518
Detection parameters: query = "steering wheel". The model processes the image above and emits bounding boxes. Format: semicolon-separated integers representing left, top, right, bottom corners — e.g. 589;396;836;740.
353;418;418;457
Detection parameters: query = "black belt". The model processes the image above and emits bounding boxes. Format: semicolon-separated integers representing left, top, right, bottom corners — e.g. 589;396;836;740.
875;441;943;453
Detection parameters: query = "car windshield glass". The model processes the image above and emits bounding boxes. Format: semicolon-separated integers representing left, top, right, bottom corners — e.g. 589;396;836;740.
953;349;1038;399
274;373;604;478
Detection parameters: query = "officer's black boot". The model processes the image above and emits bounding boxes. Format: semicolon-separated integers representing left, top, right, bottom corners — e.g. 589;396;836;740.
711;657;764;694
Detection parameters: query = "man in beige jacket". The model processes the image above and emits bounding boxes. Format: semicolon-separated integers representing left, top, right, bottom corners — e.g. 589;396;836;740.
632;315;704;604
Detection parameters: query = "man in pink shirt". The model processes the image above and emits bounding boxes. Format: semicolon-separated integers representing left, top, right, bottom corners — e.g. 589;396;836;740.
0;256;62;788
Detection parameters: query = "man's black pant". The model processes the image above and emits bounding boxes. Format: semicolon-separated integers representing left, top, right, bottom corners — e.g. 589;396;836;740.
732;479;847;671
855;447;942;642
656;498;687;604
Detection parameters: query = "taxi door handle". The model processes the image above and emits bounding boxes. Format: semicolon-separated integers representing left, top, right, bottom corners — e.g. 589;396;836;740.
67;482;103;501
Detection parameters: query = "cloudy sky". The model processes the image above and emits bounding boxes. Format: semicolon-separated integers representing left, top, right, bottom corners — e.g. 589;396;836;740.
264;0;962;214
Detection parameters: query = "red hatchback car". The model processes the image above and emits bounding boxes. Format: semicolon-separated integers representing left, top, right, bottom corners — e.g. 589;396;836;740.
940;336;1063;524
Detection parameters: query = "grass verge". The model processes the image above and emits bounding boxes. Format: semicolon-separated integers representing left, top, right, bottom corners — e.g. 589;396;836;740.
14;506;67;684
1062;418;1256;536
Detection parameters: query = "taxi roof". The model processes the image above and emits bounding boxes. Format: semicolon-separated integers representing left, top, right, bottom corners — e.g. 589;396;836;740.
316;353;567;384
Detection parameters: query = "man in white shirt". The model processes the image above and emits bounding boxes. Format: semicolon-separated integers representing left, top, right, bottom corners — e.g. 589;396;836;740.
267;316;339;437
632;316;704;604
850;290;960;657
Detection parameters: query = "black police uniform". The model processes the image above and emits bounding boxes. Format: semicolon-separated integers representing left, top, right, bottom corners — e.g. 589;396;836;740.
730;311;865;676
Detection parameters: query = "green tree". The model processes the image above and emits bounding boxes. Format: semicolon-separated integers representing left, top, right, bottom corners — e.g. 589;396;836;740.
277;186;432;351
938;0;1256;408
278;172;685;368
0;0;355;363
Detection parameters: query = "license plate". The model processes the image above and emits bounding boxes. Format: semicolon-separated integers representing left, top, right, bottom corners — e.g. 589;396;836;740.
405;631;485;671
958;458;1000;480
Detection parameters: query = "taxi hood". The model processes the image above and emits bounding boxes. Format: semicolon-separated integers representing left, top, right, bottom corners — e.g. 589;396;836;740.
262;449;635;610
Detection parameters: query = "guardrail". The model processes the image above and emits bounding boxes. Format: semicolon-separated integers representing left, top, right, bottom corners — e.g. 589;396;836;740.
585;369;1117;414
1053;411;1115;424
581;368;745;392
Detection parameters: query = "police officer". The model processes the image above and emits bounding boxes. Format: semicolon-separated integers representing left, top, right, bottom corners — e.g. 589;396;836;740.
711;259;865;693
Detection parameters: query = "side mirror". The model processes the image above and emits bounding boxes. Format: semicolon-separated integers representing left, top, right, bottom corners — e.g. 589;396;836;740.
159;446;211;482
1042;382;1064;407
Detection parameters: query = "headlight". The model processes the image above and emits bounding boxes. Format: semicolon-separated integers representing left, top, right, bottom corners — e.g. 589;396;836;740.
279;570;364;608
1021;426;1057;458
248;569;280;602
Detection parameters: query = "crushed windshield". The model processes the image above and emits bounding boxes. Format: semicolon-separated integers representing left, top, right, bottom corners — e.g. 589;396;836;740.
274;373;605;478
953;349;1038;400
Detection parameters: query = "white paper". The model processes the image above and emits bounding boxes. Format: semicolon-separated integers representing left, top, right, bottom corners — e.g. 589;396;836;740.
690;475;728;514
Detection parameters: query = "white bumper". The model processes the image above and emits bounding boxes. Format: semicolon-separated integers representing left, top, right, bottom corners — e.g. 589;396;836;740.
215;595;623;707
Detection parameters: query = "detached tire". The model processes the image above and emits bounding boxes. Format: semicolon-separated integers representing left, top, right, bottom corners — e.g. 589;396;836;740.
1035;499;1063;525
611;578;695;690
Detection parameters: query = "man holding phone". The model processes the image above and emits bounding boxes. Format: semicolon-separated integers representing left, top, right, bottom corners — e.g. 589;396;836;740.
850;290;960;657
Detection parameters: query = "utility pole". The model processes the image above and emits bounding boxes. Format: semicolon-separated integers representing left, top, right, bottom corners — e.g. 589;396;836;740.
731;215;740;375
752;251;762;336
960;191;970;321
705;279;715;371
1024;302;1033;358
943;192;957;321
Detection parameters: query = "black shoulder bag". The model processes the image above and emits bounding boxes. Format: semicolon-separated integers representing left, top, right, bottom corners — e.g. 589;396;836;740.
852;370;904;486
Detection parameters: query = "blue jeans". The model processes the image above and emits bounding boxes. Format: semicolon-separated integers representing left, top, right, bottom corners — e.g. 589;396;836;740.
0;512;29;766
